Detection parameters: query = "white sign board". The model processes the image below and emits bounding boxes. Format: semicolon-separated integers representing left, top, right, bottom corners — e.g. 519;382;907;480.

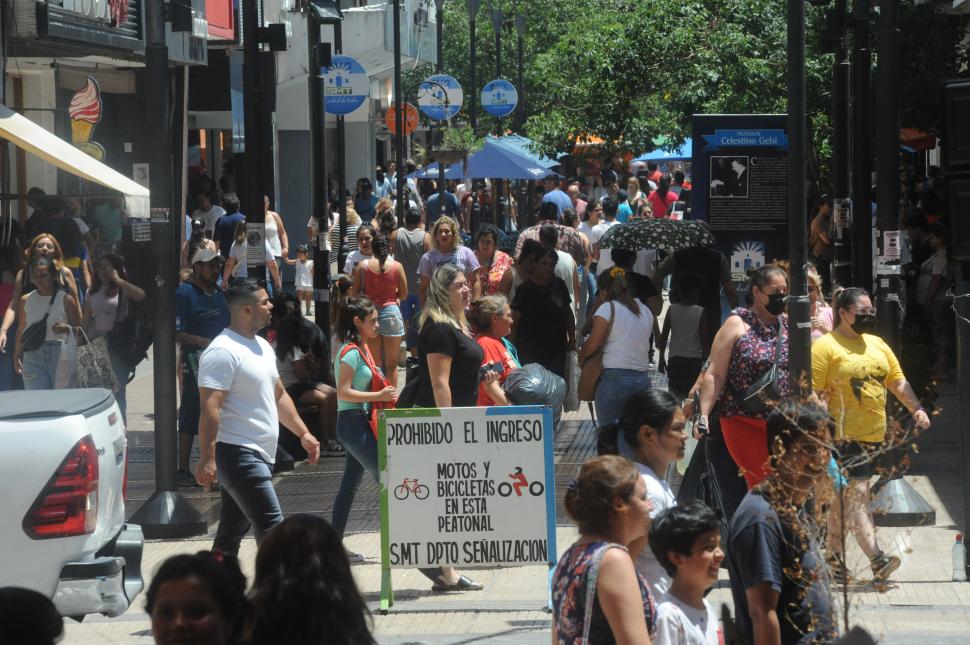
246;223;266;267
380;406;556;577
130;220;151;242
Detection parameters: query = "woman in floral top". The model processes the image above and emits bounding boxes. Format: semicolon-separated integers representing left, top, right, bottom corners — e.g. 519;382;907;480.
473;226;513;296
552;455;656;644
698;264;790;488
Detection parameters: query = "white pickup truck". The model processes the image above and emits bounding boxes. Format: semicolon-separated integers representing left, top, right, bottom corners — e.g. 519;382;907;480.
0;388;144;619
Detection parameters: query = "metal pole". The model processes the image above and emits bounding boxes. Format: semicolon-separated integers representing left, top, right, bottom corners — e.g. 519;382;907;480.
308;15;331;334
786;0;811;391
515;14;525;131
242;0;266;280
393;0;406;225
868;0;934;529
129;0;207;538
851;0;872;291
436;0;446;224
469;0;480;131
490;5;503;227
875;0;900;348
832;0;852;290
335;23;348;271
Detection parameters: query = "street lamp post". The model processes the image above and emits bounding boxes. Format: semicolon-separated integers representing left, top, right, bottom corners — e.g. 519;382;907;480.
514;12;526;131
851;0;872;291
468;0;481;131
786;0;811;389
393;0;406;224
129;0;206;539
434;0;447;222
489;1;504;227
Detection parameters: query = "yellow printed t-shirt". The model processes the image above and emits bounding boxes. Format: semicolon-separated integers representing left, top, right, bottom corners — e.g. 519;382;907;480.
811;332;904;442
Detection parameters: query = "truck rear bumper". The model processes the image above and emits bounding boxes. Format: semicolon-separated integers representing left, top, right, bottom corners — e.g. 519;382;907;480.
52;524;144;618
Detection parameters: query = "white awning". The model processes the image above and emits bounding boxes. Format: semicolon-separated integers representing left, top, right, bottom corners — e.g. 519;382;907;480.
0;103;149;218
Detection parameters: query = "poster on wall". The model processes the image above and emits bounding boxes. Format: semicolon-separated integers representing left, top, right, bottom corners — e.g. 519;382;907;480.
379;405;556;609
691;115;789;282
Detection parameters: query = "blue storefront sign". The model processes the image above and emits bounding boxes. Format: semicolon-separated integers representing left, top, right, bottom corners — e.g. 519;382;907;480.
481;79;518;118
417;74;464;121
691;115;790;281
322;55;369;116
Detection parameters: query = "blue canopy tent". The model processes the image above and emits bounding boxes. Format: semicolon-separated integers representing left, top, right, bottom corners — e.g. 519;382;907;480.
490;134;560;169
409;137;554;180
634;140;693;162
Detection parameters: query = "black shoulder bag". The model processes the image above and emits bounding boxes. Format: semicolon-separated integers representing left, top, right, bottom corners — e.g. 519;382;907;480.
740;320;785;416
20;289;58;352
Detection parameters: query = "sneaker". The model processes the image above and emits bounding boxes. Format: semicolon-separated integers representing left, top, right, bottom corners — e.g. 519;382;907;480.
345;549;366;563
177;469;201;488
827;554;852;586
870;552;901;582
324;439;345;454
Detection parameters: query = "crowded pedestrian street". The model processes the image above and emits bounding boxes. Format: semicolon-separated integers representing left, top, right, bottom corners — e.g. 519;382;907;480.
1;1;970;644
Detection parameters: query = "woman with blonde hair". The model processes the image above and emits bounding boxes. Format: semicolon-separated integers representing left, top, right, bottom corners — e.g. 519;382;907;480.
411;264;487;591
0;233;79;353
418;216;481;304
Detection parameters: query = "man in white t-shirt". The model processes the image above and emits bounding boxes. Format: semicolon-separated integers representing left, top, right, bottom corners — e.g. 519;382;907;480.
193;191;227;238
591;197;621;268
196;278;320;557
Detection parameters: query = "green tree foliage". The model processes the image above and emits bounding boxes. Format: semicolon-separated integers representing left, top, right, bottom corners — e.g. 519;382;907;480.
431;0;966;182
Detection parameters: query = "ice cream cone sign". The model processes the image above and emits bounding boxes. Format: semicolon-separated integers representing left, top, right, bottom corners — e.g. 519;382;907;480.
69;76;105;161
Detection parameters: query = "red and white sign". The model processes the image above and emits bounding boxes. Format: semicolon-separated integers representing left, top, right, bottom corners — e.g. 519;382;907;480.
385;103;419;136
62;0;129;27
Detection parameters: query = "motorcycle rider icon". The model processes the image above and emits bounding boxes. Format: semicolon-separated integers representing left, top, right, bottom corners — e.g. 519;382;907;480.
497;466;544;497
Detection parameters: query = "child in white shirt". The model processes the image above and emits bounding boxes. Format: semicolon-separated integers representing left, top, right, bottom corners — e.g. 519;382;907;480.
649;500;725;645
284;244;315;315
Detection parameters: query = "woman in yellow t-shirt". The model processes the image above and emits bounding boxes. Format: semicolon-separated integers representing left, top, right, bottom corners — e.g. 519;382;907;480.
812;287;931;583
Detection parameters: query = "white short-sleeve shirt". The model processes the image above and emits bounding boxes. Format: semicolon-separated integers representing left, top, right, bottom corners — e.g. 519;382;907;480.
634;462;677;597
653;594;721;645
198;329;280;462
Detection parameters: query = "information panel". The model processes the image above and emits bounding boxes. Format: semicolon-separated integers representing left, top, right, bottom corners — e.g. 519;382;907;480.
691;114;789;281
379;406;556;576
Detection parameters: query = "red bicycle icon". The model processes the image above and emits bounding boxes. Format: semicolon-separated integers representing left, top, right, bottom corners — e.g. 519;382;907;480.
497;467;544;497
393;477;430;500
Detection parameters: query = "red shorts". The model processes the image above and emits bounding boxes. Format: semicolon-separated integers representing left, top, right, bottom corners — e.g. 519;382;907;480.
720;415;770;489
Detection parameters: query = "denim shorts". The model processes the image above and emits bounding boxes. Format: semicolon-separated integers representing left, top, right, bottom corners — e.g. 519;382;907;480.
378;304;405;337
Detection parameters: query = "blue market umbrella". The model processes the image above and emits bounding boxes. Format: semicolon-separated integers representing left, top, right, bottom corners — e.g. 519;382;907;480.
634;140;693;162
409;162;462;180
489;135;560;169
464;138;554;180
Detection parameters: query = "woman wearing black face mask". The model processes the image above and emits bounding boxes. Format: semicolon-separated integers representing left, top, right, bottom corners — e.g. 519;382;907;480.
697;264;791;489
811;287;930;584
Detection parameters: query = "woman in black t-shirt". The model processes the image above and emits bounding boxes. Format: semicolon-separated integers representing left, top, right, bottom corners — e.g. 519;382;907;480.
511;247;576;377
415;264;486;408
413;264;487;591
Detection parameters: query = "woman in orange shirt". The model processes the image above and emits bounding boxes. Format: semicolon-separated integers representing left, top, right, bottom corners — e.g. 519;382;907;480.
469;295;520;406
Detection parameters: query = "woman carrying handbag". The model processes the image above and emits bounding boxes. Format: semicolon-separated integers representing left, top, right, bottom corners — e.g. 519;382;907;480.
14;257;81;390
579;268;654;438
697;265;790;489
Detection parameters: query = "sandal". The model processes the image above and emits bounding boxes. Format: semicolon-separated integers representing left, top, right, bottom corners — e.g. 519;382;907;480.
431;575;484;592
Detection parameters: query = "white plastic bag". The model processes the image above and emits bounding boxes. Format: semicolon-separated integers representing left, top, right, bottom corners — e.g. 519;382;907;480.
55;330;78;389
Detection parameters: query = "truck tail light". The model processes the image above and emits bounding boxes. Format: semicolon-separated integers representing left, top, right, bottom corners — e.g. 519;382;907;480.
23;435;99;539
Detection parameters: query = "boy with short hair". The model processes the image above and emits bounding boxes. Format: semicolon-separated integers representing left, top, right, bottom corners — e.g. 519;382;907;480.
649;500;724;645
